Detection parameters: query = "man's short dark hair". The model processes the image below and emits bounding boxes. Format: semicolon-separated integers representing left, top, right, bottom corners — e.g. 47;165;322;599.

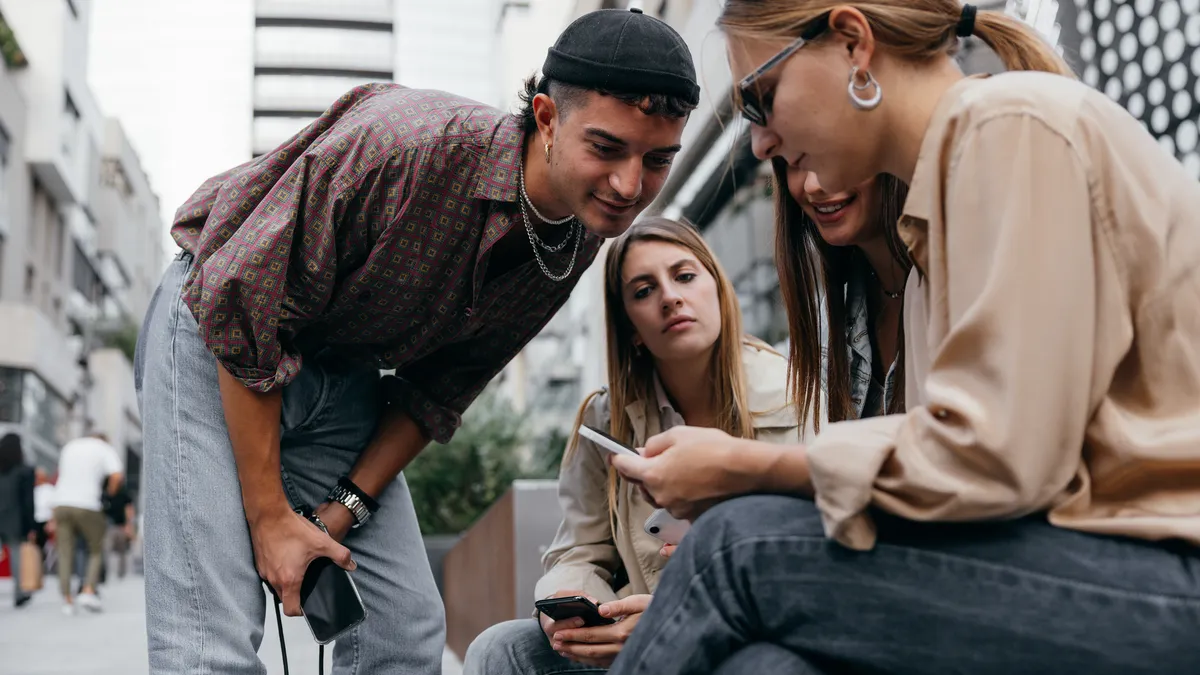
516;75;697;136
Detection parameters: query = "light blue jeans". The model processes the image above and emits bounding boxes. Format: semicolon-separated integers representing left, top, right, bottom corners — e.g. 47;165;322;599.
464;619;606;675
135;253;445;674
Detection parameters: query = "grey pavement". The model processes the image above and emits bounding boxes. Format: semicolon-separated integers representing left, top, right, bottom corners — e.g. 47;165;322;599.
0;576;462;674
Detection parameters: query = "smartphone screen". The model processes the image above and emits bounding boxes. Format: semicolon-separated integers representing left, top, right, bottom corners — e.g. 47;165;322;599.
535;596;615;626
579;425;640;457
301;557;367;644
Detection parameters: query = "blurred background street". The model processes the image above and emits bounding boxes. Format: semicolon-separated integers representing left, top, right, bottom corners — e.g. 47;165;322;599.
0;577;463;675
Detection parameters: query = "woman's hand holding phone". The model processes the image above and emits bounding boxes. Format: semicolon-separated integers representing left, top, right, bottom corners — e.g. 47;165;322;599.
609;426;749;521
552;594;653;667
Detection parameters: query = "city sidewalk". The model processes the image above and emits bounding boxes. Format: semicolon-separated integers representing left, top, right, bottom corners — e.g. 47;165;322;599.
0;576;463;674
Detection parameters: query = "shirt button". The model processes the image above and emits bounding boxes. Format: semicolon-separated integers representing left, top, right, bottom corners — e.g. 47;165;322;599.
465;307;473;317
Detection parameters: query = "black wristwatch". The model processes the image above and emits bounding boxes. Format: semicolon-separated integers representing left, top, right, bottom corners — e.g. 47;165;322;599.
325;477;379;529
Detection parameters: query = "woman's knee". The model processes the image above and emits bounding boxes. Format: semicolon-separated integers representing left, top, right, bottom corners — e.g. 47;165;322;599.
687;495;824;554
714;644;825;675
463;619;547;675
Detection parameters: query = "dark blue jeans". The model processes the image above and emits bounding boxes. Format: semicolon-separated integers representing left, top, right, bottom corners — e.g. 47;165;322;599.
608;496;1200;675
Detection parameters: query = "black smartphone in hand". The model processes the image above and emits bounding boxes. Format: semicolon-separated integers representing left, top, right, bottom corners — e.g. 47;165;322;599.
534;595;615;627
301;557;367;644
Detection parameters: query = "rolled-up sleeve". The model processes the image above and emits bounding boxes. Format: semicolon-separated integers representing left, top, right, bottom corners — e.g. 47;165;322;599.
182;153;348;391
807;113;1097;550
535;396;622;604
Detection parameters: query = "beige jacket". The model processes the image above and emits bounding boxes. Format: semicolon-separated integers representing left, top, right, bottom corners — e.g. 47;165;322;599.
536;343;811;603
807;73;1200;550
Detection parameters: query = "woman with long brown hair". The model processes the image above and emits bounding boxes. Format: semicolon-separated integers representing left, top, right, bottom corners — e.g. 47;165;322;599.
608;2;1200;673
773;161;910;427
464;217;809;674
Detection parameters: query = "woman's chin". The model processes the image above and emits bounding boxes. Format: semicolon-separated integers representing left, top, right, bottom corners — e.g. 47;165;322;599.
814;219;867;248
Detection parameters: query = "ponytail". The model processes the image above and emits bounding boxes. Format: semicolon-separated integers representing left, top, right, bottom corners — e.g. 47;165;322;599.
721;1;1076;78
970;10;1074;77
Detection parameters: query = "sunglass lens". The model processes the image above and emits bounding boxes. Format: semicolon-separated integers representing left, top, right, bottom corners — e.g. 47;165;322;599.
739;89;765;126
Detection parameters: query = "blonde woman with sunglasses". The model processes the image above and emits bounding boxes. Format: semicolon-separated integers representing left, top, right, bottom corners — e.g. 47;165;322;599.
608;2;1200;674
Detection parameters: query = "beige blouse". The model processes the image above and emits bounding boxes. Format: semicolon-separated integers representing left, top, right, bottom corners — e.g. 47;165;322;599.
536;343;812;602
807;72;1200;551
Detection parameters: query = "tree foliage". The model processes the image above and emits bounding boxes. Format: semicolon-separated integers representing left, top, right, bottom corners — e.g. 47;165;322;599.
405;390;529;535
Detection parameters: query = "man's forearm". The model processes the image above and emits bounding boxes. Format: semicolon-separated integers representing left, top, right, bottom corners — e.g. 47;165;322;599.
346;402;431;500
216;366;288;524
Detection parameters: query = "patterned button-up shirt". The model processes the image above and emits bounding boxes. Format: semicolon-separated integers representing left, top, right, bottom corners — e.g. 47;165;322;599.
171;84;602;443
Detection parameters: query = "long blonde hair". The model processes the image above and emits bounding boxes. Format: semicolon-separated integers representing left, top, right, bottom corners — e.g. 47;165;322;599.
563;217;770;525
719;0;1073;78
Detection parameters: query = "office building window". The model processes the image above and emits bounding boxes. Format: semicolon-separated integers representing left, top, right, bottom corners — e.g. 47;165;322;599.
62;90;80;159
0;367;70;447
72;242;104;303
0;366;18;424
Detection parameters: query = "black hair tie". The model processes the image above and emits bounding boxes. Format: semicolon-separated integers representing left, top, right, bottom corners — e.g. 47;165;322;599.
957;3;978;38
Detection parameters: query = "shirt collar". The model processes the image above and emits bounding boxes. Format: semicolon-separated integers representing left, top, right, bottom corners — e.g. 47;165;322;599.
652;371;679;415
898;74;990;271
468;114;524;202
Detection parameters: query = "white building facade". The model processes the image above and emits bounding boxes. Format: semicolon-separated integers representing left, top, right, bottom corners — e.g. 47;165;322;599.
252;0;396;156
0;0;164;496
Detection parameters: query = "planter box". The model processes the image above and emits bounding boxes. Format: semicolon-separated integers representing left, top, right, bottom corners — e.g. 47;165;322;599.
442;480;562;660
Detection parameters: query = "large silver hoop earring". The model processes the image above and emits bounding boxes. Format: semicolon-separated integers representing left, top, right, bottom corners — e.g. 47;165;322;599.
848;66;883;111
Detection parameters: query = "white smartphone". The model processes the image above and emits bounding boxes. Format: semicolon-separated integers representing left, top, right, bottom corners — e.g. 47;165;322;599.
578;425;640;458
643;508;691;545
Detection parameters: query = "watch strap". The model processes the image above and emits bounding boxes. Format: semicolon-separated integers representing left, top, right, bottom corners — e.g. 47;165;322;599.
327;484;371;528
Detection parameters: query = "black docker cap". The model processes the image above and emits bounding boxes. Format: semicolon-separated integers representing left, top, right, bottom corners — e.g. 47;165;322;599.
542;8;700;106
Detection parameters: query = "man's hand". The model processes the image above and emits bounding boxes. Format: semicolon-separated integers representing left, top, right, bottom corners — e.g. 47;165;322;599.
252;507;355;616
539;590;592;642
659;544;676;559
552;594;652;667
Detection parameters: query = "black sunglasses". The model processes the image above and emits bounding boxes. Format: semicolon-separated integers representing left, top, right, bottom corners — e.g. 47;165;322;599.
737;14;830;126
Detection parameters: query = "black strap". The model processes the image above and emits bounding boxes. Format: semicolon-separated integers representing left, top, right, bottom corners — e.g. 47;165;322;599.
274;599;290;675
338;476;380;513
273;589;325;675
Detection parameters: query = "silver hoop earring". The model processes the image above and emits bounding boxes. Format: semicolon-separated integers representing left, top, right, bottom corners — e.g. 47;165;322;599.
848;66;883;111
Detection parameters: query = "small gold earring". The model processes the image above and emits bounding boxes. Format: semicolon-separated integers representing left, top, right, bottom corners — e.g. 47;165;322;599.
544;142;551;163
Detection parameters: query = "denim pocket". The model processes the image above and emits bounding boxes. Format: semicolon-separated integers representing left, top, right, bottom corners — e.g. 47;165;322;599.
280;353;332;433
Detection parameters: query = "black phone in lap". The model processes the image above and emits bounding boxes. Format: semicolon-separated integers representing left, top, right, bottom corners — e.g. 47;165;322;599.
534;595;615;626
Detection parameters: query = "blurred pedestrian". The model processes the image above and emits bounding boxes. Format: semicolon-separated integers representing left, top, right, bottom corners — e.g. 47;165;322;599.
0;433;36;608
52;432;123;615
102;478;134;580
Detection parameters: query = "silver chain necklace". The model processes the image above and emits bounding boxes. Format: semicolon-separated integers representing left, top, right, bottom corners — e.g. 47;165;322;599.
519;165;574;225
519;166;577;253
521;197;582;282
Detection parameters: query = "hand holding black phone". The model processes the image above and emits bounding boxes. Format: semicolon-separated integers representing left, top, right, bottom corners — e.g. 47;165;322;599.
300;556;367;644
535;595;616;627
